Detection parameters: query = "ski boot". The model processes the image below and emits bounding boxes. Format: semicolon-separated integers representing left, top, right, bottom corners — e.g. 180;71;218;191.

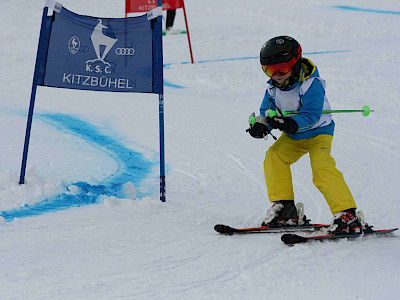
328;208;363;234
261;200;309;226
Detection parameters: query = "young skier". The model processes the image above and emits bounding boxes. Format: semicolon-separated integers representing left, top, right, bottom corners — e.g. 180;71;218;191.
248;36;363;234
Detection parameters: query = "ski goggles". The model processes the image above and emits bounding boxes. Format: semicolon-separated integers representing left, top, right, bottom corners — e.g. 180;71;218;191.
261;63;292;77
261;56;299;77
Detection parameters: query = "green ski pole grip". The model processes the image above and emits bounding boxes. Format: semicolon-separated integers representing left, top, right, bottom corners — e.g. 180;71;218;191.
267;109;287;118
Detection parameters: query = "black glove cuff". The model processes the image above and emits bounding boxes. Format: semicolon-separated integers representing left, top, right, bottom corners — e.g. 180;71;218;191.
283;118;298;134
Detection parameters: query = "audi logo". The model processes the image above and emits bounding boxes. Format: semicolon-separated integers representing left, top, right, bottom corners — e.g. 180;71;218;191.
115;48;135;56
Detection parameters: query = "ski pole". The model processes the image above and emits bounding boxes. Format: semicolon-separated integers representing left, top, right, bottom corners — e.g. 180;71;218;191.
266;105;373;118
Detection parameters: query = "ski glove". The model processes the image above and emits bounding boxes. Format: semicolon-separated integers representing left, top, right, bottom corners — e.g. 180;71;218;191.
266;108;298;134
247;113;270;139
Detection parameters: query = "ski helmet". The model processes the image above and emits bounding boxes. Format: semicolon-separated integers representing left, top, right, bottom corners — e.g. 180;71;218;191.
260;36;302;78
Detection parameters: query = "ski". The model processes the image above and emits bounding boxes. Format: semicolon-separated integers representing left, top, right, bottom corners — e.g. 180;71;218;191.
162;30;187;36
214;223;329;235
281;227;398;245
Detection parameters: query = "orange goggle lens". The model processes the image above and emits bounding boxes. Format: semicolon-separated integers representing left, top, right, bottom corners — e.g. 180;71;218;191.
261;62;292;77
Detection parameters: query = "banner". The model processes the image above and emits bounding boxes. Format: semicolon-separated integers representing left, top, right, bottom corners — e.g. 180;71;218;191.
125;0;194;64
126;0;183;13
20;2;166;202
37;7;162;93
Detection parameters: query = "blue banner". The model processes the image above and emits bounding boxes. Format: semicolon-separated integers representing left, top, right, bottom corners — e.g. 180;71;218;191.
21;4;165;202
40;7;161;93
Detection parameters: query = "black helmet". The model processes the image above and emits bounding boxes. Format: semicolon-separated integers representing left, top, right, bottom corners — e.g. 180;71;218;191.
260;36;302;66
260;36;303;89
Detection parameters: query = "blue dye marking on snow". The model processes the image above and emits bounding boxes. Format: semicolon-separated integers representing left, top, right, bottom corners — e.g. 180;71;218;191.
164;79;185;89
333;6;400;15
163;50;349;69
163;50;350;88
163;56;258;69
0;114;156;222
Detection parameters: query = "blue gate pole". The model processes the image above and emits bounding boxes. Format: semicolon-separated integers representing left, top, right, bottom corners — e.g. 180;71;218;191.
156;0;165;202
19;7;51;184
19;83;39;184
159;93;166;202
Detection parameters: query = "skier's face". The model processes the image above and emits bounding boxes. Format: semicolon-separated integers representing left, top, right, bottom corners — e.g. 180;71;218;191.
271;69;293;84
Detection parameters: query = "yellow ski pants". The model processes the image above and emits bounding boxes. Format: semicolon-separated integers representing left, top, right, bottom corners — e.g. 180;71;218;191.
264;133;356;214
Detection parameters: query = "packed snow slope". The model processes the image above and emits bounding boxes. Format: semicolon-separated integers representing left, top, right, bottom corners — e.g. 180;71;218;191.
1;0;400;299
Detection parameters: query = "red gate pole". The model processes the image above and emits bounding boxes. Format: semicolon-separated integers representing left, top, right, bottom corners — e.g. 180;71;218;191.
181;1;194;63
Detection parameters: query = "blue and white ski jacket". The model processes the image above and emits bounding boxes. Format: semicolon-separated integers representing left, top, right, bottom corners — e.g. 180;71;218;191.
260;58;335;140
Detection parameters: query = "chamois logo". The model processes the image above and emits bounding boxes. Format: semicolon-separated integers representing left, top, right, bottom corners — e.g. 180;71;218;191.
86;19;118;74
90;19;117;61
68;36;80;54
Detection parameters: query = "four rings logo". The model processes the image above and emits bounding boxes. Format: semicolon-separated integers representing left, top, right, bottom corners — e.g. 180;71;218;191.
115;48;135;56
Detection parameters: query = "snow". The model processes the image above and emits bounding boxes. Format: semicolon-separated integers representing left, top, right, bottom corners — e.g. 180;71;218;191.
1;0;400;299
